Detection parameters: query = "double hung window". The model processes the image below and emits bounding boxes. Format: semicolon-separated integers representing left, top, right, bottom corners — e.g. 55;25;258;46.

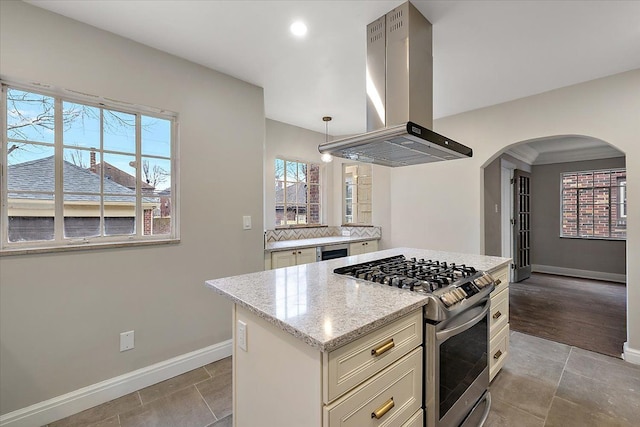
274;158;320;226
1;83;178;252
343;163;372;225
560;168;626;239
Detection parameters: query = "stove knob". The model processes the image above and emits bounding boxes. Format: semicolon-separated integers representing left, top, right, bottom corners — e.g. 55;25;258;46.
440;293;453;307
452;291;461;303
451;291;461;304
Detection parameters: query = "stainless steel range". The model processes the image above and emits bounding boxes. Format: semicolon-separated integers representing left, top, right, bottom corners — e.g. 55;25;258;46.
334;255;495;427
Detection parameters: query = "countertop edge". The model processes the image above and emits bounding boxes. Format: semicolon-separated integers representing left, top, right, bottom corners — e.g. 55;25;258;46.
264;235;380;252
486;259;511;273
206;282;427;352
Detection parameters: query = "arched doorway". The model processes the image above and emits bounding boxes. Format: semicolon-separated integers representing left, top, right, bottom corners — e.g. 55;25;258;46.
483;134;627;358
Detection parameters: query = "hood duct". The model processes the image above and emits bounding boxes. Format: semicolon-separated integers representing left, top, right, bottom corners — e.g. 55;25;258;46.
318;1;472;167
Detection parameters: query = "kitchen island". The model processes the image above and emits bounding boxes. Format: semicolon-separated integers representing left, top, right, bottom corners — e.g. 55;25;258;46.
206;248;510;427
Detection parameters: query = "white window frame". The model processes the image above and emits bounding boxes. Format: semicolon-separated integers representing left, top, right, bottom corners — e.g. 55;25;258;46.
343;163;373;225
274;158;321;227
1;81;180;254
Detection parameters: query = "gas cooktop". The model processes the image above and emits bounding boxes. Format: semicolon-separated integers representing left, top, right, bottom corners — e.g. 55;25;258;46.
333;255;495;321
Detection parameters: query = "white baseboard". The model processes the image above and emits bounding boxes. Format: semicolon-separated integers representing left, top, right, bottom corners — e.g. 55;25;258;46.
531;264;626;283
0;340;232;427
623;342;640;365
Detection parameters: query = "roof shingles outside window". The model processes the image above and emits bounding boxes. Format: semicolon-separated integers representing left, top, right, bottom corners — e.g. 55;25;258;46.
7;156;158;241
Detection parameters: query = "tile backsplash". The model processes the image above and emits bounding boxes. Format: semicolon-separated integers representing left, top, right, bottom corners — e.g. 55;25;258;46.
265;226;381;245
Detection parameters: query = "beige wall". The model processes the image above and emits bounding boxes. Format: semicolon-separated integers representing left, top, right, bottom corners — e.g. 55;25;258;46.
265;119;392;248
0;1;265;414
389;69;640;357
264;119;333;227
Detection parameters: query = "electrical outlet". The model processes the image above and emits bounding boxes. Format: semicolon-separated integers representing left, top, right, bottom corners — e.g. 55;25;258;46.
120;330;134;352
237;320;248;351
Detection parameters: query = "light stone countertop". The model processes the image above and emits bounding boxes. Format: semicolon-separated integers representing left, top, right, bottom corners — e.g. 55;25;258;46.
206;247;511;352
265;235;379;252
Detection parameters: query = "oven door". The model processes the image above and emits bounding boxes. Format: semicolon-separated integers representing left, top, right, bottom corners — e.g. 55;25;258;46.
426;298;490;427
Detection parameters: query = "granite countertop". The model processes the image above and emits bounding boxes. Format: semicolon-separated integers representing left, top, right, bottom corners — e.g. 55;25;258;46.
265;235;379;252
206;247;511;352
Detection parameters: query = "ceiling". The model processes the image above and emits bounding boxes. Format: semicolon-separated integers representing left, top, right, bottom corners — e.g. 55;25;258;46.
506;136;625;165
25;0;640;139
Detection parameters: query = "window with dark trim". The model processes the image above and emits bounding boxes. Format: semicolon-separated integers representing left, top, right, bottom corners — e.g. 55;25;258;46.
561;168;626;239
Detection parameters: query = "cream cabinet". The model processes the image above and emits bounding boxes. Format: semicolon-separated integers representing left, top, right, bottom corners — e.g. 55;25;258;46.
232;305;424;427
271;247;316;269
488;264;510;381
349;239;379;256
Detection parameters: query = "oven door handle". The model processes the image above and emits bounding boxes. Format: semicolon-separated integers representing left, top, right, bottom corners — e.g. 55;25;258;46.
436;299;490;341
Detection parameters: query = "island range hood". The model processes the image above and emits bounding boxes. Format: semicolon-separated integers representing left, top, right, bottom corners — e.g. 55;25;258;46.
318;1;473;167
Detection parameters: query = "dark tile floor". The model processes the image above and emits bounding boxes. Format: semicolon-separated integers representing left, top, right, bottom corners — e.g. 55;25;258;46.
45;358;232;427
485;331;640;427
45;331;640;427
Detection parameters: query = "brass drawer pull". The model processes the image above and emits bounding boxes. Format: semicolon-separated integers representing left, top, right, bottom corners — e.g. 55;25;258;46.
493;311;502;320
371;338;394;357
495;279;502;285
371;397;394;419
494;349;503;360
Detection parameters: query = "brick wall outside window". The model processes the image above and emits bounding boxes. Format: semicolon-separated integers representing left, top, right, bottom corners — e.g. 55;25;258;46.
561;169;626;239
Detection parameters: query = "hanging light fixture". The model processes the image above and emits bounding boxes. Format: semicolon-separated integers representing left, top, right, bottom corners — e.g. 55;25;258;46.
321;116;333;163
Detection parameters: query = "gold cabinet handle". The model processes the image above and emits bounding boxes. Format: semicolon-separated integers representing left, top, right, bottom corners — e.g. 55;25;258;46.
494;349;503;360
371;397;394;419
492;311;502;320
495;279;502;285
371;338;394;357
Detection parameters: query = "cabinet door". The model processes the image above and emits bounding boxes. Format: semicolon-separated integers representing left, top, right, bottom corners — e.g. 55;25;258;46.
349;242;365;256
296;247;317;265
364;240;378;253
271;250;298;269
350;240;378;256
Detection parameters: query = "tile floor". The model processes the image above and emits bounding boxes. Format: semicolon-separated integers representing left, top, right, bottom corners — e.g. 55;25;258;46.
485;331;640;427
45;357;232;427
45;331;640;427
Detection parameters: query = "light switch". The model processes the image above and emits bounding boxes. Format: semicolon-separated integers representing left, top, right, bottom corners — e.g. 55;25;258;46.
243;215;252;230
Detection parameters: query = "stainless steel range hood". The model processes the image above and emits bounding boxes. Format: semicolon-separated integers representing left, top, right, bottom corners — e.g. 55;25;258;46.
318;1;473;167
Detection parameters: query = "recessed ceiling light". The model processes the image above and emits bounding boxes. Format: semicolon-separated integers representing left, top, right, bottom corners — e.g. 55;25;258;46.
290;21;307;37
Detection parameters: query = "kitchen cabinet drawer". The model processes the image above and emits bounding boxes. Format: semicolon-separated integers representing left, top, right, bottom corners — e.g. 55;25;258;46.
489;324;509;382
401;409;423;427
324;310;423;403
489;287;509;335
490;265;509;295
324;347;422;427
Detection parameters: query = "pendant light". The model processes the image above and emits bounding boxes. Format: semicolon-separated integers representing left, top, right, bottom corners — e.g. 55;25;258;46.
321;116;333;163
